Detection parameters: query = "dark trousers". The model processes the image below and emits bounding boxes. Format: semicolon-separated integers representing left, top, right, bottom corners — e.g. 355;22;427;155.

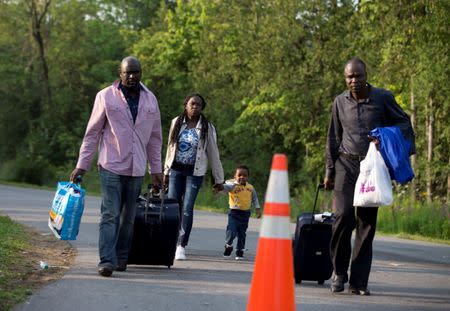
331;156;378;288
225;209;251;251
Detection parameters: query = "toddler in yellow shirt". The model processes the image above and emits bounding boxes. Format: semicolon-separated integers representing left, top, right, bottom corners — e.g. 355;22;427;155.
218;165;261;260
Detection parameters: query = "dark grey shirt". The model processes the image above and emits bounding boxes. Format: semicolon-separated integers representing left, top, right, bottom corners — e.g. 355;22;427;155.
326;85;415;179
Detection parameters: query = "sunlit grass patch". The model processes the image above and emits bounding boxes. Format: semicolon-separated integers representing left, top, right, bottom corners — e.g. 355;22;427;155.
0;215;34;311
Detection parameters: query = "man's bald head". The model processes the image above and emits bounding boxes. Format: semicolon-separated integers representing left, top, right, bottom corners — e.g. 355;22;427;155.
344;57;368;98
119;56;142;89
344;57;366;74
121;56;141;69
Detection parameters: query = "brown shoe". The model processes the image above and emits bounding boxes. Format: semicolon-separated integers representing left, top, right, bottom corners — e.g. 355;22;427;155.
98;266;113;277
348;285;371;296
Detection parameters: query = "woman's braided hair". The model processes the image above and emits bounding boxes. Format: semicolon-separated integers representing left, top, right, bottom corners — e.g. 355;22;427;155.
169;93;209;147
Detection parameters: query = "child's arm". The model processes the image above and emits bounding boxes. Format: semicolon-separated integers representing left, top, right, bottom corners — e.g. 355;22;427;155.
251;188;262;218
213;180;236;194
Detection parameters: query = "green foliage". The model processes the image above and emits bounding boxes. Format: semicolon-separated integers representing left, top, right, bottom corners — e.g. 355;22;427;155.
377;195;450;240
0;0;448;239
133;0;208;136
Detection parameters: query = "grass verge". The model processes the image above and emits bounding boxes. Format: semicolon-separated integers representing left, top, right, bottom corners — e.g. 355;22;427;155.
0;214;76;311
378;231;450;246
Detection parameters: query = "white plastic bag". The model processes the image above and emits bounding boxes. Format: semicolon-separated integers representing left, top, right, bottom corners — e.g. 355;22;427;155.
353;142;393;207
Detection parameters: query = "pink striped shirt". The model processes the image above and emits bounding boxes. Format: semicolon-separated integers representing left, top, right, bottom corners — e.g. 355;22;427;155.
76;81;162;176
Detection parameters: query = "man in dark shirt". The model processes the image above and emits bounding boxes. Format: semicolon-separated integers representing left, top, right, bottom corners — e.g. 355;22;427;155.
324;57;415;295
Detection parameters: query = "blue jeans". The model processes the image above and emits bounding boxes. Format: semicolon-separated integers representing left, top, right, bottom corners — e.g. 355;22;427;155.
225;209;251;251
168;164;203;247
98;168;143;268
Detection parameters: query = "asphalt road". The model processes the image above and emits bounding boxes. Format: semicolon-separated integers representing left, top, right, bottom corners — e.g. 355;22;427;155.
1;184;449;311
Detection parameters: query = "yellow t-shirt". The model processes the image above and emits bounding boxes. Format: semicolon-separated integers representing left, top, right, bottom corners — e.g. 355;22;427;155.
224;181;260;211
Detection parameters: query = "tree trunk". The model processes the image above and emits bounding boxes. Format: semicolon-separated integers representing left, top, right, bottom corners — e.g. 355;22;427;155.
446;157;450;208
447;156;450;217
29;0;52;106
426;95;434;203
409;76;417;204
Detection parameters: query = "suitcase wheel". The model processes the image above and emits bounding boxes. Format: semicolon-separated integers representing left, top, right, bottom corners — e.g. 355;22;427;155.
318;280;324;285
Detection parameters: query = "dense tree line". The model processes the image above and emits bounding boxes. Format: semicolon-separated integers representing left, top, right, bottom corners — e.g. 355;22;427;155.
0;0;449;210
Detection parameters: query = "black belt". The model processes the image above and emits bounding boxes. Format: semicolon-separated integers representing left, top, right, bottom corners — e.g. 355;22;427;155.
172;162;195;170
339;152;365;161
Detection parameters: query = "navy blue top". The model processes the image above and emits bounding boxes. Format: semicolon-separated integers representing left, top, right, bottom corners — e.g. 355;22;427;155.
175;128;199;165
119;82;141;124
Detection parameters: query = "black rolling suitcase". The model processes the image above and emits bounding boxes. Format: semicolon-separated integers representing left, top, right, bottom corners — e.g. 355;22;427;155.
293;184;334;284
127;187;180;268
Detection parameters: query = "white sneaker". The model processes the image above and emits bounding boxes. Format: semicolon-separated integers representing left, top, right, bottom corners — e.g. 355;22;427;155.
175;246;186;260
235;250;244;261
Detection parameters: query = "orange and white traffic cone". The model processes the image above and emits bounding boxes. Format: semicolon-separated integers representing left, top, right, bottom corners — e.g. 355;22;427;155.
247;153;295;311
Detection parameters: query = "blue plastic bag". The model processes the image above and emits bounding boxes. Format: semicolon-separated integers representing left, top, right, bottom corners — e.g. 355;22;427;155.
48;181;85;240
369;126;414;185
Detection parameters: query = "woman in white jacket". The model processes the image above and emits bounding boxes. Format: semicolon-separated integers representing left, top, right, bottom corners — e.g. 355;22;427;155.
164;93;224;260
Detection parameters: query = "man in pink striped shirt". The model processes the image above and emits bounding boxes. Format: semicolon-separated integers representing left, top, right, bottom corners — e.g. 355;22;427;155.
70;56;163;277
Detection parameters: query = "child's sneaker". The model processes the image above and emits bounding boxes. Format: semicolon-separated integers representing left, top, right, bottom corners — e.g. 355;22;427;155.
223;244;233;257
235;249;244;260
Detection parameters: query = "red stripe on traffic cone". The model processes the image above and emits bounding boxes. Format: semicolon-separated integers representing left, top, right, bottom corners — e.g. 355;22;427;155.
264;202;290;216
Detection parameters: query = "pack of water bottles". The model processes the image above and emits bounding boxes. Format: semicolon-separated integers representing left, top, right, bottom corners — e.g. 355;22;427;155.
48;181;85;240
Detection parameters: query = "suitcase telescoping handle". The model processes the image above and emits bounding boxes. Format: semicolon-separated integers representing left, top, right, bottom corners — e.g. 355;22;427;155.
144;185;166;222
310;183;325;225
